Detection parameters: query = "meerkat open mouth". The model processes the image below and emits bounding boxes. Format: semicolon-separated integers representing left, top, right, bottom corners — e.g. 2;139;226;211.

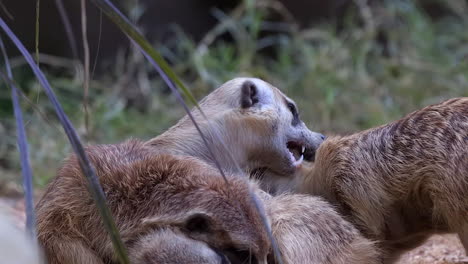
286;141;305;167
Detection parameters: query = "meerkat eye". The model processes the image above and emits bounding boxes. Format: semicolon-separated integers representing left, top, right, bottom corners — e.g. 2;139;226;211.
185;213;212;233
287;102;299;119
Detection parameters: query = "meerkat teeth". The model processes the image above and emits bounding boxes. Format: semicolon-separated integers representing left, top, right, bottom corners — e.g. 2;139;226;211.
301;146;305;154
289;151;296;163
293;154;304;167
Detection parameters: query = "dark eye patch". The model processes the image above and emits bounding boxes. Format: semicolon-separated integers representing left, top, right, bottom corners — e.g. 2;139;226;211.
286;101;300;126
185;214;211;233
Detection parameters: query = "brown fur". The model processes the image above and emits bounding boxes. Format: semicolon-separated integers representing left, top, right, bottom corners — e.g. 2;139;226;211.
299;97;468;262
36;140;270;264
264;194;380;264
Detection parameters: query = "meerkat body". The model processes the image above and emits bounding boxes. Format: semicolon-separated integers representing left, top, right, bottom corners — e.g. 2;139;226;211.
36;140;271;264
299;97;468;262
264;194;380;264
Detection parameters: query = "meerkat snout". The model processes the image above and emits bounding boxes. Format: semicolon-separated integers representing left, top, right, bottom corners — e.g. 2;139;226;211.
302;132;325;161
286;125;325;163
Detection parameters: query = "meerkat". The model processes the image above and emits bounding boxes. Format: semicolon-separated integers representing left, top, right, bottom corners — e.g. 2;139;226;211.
263;194;380;264
36;140;272;264
145;77;325;187
298;97;468;262
129;190;381;264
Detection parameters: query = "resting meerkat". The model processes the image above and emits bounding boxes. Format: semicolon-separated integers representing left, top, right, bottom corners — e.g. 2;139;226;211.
146;77;325;186
264;194;380;264
36;140;271;264
298;97;468;262
131;190;381;264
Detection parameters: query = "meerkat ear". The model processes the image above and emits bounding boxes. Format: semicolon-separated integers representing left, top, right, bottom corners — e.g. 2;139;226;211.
240;80;259;108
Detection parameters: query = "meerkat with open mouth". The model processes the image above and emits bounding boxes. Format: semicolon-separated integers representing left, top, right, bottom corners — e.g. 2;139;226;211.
145;78;325;188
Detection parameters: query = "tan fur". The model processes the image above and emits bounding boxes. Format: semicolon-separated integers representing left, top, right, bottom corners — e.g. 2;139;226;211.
129;228;225;264
263;194;380;264
299;97;468;262
36;140;271;264
146;77;324;184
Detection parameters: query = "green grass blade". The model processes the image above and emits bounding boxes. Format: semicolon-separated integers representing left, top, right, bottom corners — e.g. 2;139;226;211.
0;37;37;240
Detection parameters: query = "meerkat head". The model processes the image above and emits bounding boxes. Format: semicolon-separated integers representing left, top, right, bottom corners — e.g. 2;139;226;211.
151;77;325;177
203;77;325;176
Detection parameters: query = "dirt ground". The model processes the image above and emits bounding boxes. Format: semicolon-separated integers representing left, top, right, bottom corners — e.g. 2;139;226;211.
397;235;468;264
1;191;467;264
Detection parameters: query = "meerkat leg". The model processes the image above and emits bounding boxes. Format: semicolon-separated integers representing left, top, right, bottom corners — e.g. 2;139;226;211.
44;240;105;264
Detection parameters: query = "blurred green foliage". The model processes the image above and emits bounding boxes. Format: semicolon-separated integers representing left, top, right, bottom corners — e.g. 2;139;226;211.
1;0;467;187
